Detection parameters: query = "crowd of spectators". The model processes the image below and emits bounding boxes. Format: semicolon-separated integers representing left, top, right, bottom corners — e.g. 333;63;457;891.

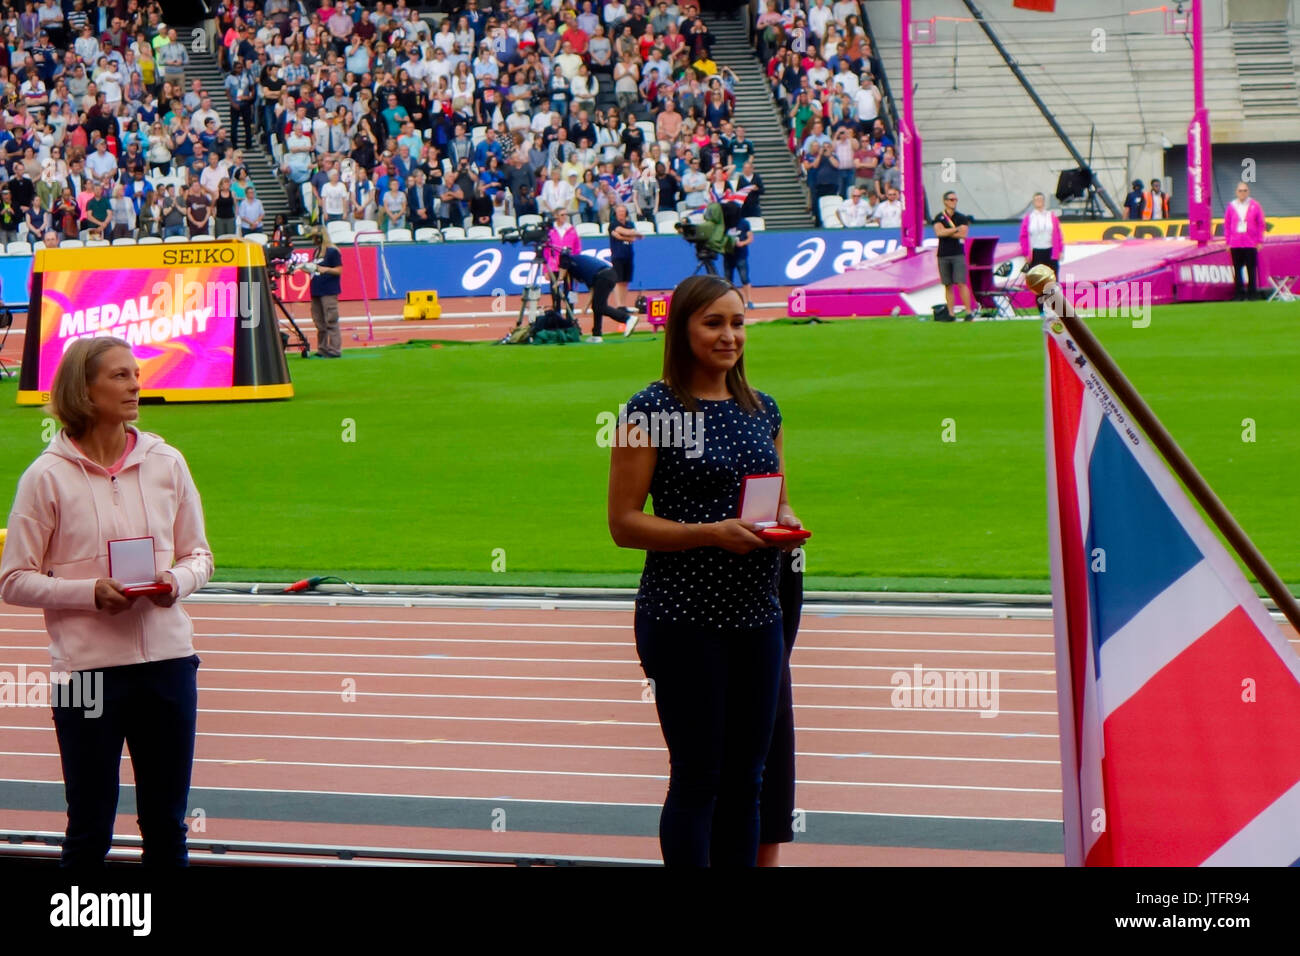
209;0;789;232
0;1;271;247
753;0;898;225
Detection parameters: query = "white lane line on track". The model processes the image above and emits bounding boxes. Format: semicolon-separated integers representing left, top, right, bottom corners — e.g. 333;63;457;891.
0;645;1053;666
0;714;1057;739
0;662;1059;690
0;618;1059;640
0;777;1064;822
172;707;1062;732
175;686;1058;714
0;753;1060;792
0;728;1057;764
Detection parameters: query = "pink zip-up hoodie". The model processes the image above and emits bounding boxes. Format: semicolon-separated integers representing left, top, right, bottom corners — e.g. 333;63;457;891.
0;425;213;674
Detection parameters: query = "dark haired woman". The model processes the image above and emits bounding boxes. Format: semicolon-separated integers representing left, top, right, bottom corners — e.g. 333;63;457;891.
0;337;213;865
608;274;803;866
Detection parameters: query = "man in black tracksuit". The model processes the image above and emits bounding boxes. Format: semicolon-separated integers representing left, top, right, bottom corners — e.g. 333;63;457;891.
558;251;639;342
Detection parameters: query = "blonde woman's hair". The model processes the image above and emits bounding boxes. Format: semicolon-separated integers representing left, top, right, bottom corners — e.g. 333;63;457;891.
49;336;134;439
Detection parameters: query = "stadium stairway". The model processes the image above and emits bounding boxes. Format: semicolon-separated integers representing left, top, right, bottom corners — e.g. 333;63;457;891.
702;13;815;229
178;33;294;225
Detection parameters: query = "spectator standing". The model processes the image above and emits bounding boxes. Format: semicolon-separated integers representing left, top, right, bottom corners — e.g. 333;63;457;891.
224;60;255;151
237;186;265;235
108;184;135;240
213;179;237;237
185;181;211;237
836;185;871;227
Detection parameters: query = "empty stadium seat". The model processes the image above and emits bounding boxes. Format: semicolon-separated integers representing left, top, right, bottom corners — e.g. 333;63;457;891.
576;222;601;237
164;235;189;242
59;239;84;248
413;227;441;242
517;214;542;227
441;227;467;240
111;237;136;246
634;221;655;236
242;233;268;245
330;227;355;243
818;196;845;228
190;234;215;241
655;211;680;228
493;215;517;231
747;217;766;231
326;220;352;238
353;219;379;234
5;241;32;254
387;228;413;242
355;232;384;244
466;225;493;239
85;239;110;247
656;221;679;235
137;236;163;244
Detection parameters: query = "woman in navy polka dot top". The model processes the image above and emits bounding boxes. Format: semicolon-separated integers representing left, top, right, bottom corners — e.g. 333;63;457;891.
607;274;804;867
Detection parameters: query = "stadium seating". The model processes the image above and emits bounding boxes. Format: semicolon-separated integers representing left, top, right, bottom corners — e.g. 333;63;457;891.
414;228;441;243
243;233;268;245
138;236;163;244
441;227;467;241
747;217;766;231
466;226;494;240
386;229;414;242
576;222;601;237
111;238;136;246
5;241;32;255
818;196;845;228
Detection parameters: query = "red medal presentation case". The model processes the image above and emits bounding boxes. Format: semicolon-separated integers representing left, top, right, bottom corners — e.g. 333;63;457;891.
107;536;173;596
738;474;812;544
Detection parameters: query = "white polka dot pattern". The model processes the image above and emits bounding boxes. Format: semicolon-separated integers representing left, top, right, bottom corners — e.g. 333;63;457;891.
626;381;784;630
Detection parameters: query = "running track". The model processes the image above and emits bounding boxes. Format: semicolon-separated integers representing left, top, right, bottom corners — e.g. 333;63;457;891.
0;599;1083;866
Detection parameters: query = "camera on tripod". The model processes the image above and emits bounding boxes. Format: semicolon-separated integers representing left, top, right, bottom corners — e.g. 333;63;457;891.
499;212;554;247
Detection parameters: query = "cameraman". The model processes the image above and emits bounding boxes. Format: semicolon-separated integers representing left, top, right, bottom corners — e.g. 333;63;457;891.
558;250;640;343
303;227;345;359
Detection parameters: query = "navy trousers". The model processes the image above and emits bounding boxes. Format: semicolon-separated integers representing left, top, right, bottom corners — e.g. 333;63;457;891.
635;609;783;867
52;654;200;867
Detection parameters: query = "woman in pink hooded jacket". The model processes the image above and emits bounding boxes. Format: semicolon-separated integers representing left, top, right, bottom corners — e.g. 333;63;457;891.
0;336;213;866
1019;191;1064;313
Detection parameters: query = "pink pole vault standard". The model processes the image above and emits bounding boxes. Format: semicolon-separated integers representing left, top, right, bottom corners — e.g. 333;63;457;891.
899;0;926;254
350;231;382;342
1186;0;1213;245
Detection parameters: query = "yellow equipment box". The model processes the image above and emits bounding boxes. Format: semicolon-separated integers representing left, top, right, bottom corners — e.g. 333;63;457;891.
403;291;441;320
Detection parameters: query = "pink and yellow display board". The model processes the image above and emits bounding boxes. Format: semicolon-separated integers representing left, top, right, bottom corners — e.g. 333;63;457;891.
17;241;293;405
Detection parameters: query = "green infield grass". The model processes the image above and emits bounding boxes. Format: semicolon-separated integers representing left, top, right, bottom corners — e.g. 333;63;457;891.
2;301;1298;592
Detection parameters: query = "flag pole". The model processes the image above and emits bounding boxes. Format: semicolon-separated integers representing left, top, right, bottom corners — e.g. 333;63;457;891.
1029;265;1300;633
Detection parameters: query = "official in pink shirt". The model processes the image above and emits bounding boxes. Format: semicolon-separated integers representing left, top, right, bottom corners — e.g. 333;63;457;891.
1224;181;1266;301
0;336;213;866
1019;191;1064;312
